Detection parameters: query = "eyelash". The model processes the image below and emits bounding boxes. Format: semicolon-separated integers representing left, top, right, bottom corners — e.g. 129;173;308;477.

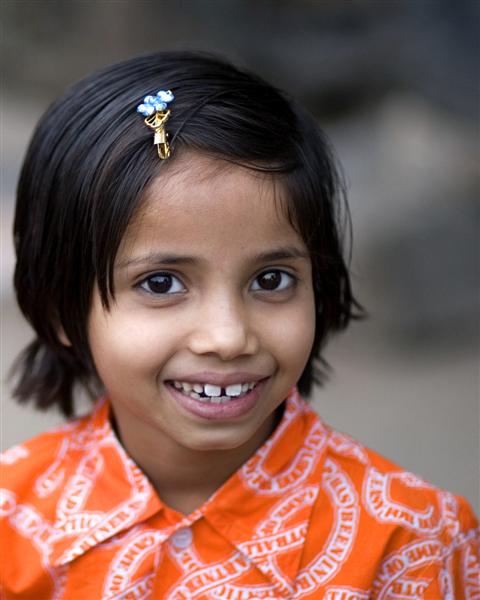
136;269;297;297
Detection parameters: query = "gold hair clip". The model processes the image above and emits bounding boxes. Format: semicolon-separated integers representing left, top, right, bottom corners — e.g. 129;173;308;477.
137;90;174;159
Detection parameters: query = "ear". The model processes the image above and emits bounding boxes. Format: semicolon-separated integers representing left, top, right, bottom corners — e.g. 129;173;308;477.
57;325;72;347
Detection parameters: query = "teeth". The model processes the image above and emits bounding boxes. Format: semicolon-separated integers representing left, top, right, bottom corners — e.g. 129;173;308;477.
204;384;221;397
225;383;242;396
171;380;259;402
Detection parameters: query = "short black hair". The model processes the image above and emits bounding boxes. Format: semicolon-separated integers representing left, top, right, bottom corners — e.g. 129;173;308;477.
13;50;362;417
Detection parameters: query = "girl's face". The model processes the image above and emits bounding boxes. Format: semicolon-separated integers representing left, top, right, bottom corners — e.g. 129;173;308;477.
87;152;315;458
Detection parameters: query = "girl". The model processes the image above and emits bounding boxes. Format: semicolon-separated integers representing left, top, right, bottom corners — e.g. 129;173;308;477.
1;51;478;599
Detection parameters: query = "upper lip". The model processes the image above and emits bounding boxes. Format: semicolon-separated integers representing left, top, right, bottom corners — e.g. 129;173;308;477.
166;372;269;387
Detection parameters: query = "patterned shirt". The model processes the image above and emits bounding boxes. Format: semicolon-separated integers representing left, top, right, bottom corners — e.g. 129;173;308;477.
0;389;478;599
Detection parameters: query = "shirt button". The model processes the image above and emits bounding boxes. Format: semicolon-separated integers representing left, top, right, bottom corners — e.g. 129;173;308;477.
170;527;193;549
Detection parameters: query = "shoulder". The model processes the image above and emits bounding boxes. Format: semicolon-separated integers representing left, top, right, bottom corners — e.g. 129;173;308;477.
293;398;478;541
0;413;91;505
297;411;479;592
310;414;478;552
327;423;476;523
321;418;477;524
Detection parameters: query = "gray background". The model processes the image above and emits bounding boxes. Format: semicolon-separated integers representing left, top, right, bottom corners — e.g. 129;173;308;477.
1;0;479;513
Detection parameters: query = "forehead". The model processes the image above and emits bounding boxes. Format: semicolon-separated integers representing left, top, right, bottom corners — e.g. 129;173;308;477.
118;153;305;260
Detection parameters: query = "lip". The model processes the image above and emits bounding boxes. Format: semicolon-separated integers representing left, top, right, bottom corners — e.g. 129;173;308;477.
165;377;270;420
166;371;267;387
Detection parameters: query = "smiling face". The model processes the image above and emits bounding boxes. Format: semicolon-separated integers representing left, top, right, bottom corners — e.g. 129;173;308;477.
87;152;315;463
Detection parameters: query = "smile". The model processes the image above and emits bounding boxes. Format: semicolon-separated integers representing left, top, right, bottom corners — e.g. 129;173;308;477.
165;376;269;420
170;381;257;404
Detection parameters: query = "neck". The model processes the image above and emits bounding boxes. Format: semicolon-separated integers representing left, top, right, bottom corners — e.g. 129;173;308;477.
111;404;284;516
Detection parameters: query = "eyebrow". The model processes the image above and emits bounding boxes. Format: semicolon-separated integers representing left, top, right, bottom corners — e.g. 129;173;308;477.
116;245;309;270
252;246;309;262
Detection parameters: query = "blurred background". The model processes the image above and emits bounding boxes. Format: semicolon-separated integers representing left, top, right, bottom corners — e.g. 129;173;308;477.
1;0;478;512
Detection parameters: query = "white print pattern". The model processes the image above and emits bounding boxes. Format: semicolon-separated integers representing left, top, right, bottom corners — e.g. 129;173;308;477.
55;425;154;565
168;537;203;573
32;411;109;501
49;564;68;600
100;524;150;550
439;492;460;539
239;523;308;561
1;489;59;556
238;525;307;596
1;488;69;597
462;543;480;600
293;459;359;597
324;587;369;600
55;511;104;536
103;529;166;598
225;488;320;597
439;554;455;600
34;437;69;498
166;546;253;599
256;486;318;536
8;500;62;558
0;443;29;465
56;452;104;516
363;467;442;536
1;391;478;598
240;410;328;495
0;488;16;517
166;487;319;599
395;472;434;489
371;539;443;599
389;576;431;598
211;584;283;599
327;431;369;465
109;573;155;600
68;420;112;452
57;495;151;565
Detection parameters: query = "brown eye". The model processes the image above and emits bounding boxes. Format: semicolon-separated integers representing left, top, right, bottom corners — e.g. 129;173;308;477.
139;273;185;295
251;270;295;292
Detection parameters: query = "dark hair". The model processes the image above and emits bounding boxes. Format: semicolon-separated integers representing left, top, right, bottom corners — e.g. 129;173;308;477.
13;50;362;417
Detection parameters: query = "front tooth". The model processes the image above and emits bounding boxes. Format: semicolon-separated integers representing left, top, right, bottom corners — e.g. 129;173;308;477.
204;384;221;397
210;396;223;403
193;383;203;393
190;392;201;400
225;383;242;397
241;383;249;392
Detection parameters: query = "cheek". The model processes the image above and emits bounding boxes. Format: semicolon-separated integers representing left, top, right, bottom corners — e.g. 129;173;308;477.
261;295;316;366
289;303;316;361
87;308;169;381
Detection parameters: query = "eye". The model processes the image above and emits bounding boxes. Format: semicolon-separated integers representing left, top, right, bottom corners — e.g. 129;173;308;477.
250;269;296;292
137;272;186;295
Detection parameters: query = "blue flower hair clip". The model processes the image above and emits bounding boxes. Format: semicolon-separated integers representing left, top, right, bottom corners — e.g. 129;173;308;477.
137;90;174;159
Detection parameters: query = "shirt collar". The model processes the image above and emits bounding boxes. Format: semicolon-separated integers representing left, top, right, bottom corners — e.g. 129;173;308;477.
50;389;329;595
200;390;328;595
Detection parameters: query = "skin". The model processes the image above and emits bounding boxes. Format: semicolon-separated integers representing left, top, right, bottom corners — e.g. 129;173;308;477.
87;152;316;515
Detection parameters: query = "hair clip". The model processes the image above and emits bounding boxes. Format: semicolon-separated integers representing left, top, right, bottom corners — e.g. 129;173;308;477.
137;90;174;159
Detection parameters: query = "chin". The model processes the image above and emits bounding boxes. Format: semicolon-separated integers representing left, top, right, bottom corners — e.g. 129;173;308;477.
182;431;250;453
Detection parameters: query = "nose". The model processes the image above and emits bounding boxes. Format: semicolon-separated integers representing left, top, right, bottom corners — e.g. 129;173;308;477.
187;294;259;360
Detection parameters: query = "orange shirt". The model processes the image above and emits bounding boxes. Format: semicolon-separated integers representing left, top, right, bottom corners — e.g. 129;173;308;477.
1;389;478;599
